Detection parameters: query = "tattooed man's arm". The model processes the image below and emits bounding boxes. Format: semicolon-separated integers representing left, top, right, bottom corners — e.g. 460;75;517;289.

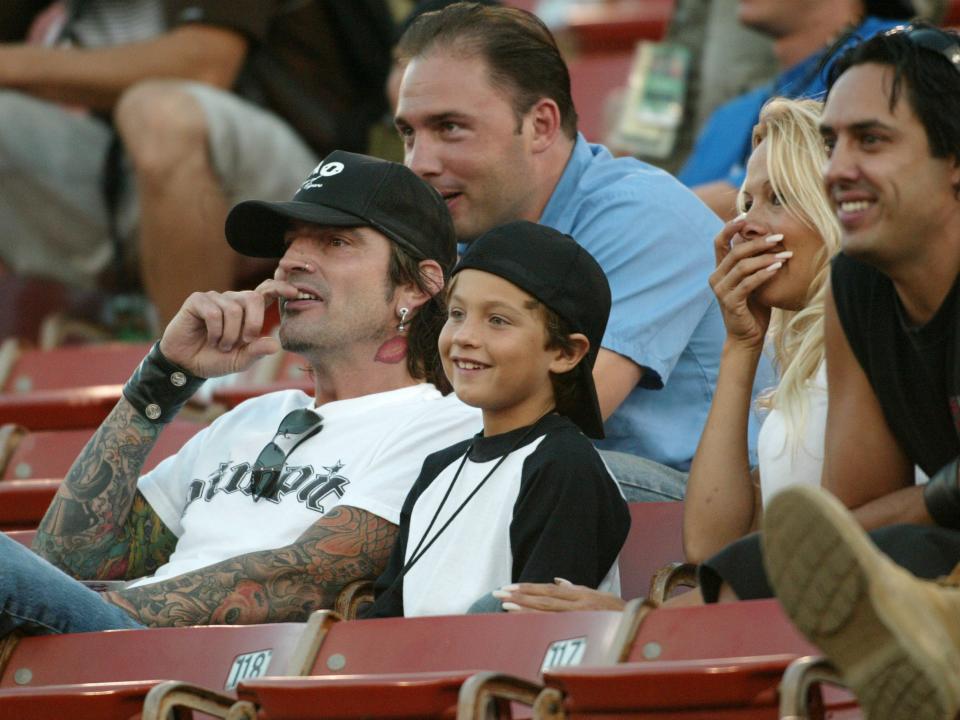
32;398;178;580
103;505;397;626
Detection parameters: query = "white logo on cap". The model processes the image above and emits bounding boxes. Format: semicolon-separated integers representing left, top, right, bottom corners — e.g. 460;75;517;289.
301;161;345;191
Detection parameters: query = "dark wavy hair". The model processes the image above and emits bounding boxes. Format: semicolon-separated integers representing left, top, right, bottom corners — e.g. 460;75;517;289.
826;23;960;162
388;244;451;393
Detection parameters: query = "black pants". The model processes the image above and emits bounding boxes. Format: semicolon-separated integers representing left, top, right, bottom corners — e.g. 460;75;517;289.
698;524;960;603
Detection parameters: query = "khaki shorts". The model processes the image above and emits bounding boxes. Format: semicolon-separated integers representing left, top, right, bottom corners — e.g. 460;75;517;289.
0;83;317;287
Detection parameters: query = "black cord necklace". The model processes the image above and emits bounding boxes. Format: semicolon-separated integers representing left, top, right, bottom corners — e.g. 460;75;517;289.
383;411;555;599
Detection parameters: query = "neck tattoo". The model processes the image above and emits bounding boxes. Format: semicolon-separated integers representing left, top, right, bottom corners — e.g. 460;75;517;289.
374;336;408;364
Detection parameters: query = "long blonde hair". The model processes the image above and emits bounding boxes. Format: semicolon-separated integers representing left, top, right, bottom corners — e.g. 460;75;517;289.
737;98;840;444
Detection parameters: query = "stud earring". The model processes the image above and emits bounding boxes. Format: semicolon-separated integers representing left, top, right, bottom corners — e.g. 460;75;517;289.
397;307;410;333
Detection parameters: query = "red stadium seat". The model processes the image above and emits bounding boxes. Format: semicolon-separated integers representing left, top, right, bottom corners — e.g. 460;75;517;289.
558;0;674;53
1;419;204;480
541;600;855;718
0;420;205;531
619;501;687;602
0;611;337;720
474;600;858;718
0;341;152;430
146;603;645;719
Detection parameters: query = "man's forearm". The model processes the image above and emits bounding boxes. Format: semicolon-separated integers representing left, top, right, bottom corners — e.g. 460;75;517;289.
106;506;399;627
0;26;246;111
33;398;166;578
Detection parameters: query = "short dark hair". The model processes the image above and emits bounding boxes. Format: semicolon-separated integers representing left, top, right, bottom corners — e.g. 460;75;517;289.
826;23;960;162
534;302;583;422
388;244;451;393
397;2;578;138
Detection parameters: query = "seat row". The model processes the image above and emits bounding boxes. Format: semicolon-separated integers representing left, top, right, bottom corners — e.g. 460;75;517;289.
0;598;857;720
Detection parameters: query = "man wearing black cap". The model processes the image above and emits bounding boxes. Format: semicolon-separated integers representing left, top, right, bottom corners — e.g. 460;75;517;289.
0;151;479;636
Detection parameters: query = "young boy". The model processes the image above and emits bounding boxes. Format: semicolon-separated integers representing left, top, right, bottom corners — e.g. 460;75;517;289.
365;220;631;617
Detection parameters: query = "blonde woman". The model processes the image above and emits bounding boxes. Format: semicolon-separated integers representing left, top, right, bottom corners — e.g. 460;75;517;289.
492;97;838;612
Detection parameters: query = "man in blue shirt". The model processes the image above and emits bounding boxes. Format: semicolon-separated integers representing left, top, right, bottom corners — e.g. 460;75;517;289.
680;0;911;219
394;3;768;494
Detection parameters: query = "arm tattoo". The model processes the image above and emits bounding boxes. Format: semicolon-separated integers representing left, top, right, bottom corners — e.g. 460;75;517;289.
32;399;177;580
105;506;398;627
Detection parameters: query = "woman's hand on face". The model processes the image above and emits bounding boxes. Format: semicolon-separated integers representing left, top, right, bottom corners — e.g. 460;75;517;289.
710;215;787;350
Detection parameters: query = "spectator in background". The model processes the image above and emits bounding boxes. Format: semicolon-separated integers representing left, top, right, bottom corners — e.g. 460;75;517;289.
679;0;912;219
0;1;394;326
395;2;769;500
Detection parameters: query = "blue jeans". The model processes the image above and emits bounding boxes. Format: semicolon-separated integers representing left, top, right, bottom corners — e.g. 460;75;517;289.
0;532;144;637
599;450;687;502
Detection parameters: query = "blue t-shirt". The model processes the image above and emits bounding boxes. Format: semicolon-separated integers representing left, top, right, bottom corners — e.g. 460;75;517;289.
539;135;768;470
679;16;901;189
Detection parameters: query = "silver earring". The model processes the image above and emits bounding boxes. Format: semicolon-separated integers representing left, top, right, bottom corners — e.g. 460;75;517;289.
397;307;409;333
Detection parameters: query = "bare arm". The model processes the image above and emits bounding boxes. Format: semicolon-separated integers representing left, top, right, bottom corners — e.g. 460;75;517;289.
683;217;784;562
593;348;643;421
0;24;247;111
683;341;763;563
103;506;398;626
822;286;920;530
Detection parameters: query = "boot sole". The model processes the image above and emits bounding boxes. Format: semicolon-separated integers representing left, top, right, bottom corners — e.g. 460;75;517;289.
762;486;960;720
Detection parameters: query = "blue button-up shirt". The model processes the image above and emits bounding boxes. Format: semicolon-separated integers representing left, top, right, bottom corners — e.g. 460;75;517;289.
540;135;767;470
680;16;901;189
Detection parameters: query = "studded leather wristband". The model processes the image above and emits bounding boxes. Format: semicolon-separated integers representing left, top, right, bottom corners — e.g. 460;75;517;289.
922;457;960;530
122;342;205;424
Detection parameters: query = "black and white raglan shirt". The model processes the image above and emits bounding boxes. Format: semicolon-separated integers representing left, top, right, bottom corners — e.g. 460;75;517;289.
366;414;631;617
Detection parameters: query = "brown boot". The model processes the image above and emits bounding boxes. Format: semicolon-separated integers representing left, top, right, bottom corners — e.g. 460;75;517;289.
762;485;960;720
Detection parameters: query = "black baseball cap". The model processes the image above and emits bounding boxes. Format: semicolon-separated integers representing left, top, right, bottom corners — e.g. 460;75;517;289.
225;150;457;273
452;221;611;439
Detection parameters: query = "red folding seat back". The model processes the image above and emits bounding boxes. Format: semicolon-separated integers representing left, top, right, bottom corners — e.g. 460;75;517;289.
1;419;204;480
0;342;151;394
147;605;644;720
0;613;335;720
618;501;686;602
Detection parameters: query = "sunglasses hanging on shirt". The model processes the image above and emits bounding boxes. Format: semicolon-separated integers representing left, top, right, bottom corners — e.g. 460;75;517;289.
251;408;324;502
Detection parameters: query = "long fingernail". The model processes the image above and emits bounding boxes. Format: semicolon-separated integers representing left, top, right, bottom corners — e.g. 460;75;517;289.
767;261;783;272
491;590;510;599
499;583;518;592
502;602;522;611
774;251;793;259
734;213;747;222
554;577;573;585
765;233;785;243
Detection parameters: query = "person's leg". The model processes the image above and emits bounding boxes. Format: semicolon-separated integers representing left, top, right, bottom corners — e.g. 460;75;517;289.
0;91;115;287
466;592;505;614
762;485;960;720
114;80;317;325
0;533;144;637
600;450;686;502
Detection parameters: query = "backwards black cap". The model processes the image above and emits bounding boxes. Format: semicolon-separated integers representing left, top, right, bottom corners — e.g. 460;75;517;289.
453;221;611;438
225;150;457;273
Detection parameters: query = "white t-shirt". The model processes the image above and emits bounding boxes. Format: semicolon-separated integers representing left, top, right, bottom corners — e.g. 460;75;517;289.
132;385;480;587
367;416;629;618
758;362;827;505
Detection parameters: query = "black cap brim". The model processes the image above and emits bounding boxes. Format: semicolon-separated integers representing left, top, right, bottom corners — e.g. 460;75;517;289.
225;200;371;258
